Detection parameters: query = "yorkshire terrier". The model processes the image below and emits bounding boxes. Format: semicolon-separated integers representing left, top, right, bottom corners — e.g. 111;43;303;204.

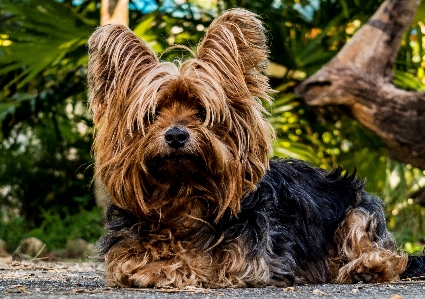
87;9;425;288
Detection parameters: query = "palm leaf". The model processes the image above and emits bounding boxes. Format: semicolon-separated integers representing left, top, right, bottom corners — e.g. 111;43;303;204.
0;0;94;87
0;0;95;124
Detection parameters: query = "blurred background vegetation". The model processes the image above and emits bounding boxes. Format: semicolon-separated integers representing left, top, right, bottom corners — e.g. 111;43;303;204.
0;0;424;255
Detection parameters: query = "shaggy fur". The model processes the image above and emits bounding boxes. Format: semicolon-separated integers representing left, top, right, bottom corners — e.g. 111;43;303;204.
88;9;425;287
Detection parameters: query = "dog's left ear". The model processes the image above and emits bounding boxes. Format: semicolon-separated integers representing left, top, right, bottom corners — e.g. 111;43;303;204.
87;24;158;125
196;9;270;100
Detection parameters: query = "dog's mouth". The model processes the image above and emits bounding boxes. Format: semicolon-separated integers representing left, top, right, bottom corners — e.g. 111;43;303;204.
146;153;208;184
148;152;206;172
161;153;197;161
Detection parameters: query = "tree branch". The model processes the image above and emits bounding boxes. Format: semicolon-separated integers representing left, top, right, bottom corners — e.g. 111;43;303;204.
295;0;425;169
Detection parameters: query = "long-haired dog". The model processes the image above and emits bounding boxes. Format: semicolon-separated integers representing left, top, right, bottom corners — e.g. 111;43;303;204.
87;9;425;288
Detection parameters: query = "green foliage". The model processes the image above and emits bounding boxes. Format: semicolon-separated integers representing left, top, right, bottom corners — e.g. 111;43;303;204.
26;208;105;251
0;0;95;125
0;216;27;252
0;208;105;252
0;0;94;87
0;0;97;231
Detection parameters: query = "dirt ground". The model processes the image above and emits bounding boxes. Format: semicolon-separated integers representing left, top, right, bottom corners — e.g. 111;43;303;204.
0;261;424;299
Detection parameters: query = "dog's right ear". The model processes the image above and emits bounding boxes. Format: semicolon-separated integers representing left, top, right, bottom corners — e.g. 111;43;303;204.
88;25;158;124
196;9;270;101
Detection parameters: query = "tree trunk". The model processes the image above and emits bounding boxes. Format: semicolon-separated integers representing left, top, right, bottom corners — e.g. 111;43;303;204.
95;0;129;216
101;0;129;26
295;0;425;170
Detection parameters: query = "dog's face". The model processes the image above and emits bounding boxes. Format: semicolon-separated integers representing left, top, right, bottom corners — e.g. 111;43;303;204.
88;9;274;222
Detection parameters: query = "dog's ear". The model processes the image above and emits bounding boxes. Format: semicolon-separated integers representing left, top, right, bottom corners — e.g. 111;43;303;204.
88;24;158;124
196;9;270;100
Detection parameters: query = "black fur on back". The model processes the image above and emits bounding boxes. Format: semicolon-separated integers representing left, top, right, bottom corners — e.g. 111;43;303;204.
239;158;361;283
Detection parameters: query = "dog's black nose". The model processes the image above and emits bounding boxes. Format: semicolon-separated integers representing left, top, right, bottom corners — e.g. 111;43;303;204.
164;127;189;148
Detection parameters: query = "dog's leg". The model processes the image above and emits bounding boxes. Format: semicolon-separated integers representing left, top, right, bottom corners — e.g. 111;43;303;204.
103;238;215;288
102;236;275;288
331;194;408;283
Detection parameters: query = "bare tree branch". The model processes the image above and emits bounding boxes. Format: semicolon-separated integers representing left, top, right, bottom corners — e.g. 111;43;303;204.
295;0;425;169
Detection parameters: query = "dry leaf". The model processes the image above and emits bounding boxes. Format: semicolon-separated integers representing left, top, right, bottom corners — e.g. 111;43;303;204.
390;295;403;299
283;286;295;292
7;285;27;293
350;288;359;294
312;289;326;295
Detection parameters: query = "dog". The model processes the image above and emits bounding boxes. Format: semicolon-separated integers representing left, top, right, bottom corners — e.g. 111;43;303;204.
87;9;425;288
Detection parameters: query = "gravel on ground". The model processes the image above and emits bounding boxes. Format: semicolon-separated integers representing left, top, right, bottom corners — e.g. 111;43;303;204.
1;261;424;299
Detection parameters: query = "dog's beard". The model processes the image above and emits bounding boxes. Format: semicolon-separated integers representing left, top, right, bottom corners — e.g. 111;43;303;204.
137;127;240;224
143;155;215;227
147;149;206;179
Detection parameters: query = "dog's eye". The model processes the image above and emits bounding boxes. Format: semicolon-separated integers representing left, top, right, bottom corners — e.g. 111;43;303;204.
151;108;161;121
196;107;206;122
140;109;159;127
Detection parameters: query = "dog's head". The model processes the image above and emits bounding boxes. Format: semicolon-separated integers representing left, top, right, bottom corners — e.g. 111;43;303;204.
88;9;274;222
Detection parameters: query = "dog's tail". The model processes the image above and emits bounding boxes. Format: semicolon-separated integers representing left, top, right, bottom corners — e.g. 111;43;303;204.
400;255;425;280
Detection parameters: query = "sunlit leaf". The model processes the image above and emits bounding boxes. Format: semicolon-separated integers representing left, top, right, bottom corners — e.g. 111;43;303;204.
393;70;425;91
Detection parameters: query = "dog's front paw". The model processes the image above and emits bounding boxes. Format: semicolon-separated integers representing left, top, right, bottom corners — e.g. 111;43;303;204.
352;273;380;283
125;267;170;288
335;252;407;284
106;257;208;288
